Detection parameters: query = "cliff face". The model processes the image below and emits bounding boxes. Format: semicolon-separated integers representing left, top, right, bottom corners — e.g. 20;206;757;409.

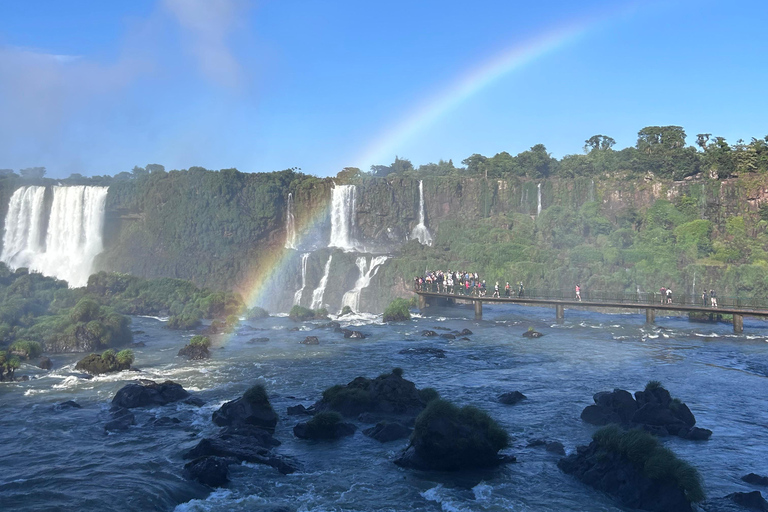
90;171;768;313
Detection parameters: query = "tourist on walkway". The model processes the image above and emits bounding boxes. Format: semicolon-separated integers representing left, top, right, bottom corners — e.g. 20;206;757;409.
575;284;581;301
666;288;672;304
701;291;707;306
493;282;500;298
518;281;524;298
505;282;510;297
710;289;717;308
660;287;666;304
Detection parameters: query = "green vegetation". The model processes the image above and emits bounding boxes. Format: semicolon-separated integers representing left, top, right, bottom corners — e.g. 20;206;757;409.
189;335;210;348
645;380;663;392
412;398;509;454
322;384;373;410
592;425;704;503
242;384;274;411
75;348;134;375
0;351;20;381
245;307;269;320
300;411;344;439
383;298;411;322
9;340;42;359
418;387;440;404
339;305;353;316
288;305;328;321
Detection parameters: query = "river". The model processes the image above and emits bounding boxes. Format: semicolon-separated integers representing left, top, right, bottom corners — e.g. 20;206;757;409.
1;304;767;511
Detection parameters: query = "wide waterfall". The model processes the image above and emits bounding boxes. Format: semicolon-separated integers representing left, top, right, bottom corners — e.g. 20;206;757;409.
310;254;333;310
537;183;542;215
1;185;109;287
410;180;432;245
284;193;297;250
329;185;356;251
341;255;388;313
293;252;310;305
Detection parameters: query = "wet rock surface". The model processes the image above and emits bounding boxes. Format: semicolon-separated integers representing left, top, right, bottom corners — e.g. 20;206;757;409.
498;391;527;405
112;380;191;409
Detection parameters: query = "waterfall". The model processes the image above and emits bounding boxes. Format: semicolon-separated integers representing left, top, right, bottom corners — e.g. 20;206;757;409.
329;185;356;251
537;183;542;215
293;252;310;305
692;271;696;296
341;255;388;313
285;193;297;250
589;179;595;203
310;255;333;310
410;180;432;246
1;185;108;288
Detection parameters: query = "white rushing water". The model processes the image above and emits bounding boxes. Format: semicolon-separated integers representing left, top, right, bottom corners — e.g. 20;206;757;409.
328;184;356;251
1;185;109;287
293;252;310;305
340;255;388;313
411;180;432;245
284;193;297;250
310;254;333;309
537;182;542;215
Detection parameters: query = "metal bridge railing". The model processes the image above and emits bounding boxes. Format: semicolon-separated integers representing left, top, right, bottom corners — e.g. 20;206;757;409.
414;284;765;311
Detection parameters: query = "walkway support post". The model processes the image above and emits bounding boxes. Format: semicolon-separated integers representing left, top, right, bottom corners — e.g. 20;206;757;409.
418;294;426;311
556;304;564;321
646;308;655;324
733;314;743;333
474;300;482;320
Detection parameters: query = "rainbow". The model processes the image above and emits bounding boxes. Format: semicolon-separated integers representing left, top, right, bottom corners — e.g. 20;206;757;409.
237;3;642;311
355;3;641;169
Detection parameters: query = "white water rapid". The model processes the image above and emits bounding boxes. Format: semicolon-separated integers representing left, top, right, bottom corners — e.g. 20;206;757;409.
1;185;109;287
537;183;542;215
293;252;310;305
285;193;297;250
329;185;356;251
341;255;388;313
411;180;432;245
310;255;333;310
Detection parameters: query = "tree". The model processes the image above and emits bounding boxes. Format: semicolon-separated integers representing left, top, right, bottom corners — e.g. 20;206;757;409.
584;135;616;152
145;164;165;174
19;167;46;179
131;166;148;177
336;167;362;181
696;133;711;150
517;144;555;179
0;169;15;177
461;154;488;176
369;164;392;177
636;126;686;155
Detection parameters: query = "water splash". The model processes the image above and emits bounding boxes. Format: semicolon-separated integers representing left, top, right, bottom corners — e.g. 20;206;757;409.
1;185;109;287
329;185;356;251
411;180;433;245
284;193;297;250
310;255;333;310
293;252;310;305
341;255;389;313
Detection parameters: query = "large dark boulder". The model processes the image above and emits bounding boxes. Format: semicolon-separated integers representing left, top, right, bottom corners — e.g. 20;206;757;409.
212;385;278;432
287;404;314;416
38;358;53;370
112;380;190;409
105;408;136;432
183;425;295;475
317;369;430;419
581;383;710;441
394;399;511;471
300;336;319;345
498;391;527;405
743;474;768;486
183;456;230;487
363;421;411;443
727;491;768;511
75;353;131;375
177;344;210;360
522;329;544;338
293;411;356;440
421;330;438;337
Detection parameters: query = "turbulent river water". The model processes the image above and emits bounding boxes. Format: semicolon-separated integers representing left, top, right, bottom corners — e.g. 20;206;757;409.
2;304;768;512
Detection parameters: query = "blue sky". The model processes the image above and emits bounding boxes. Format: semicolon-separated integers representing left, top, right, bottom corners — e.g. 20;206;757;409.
0;0;766;178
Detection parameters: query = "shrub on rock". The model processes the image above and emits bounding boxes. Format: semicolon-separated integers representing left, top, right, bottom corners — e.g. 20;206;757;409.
383;298;411;322
394;399;510;471
339;305;353;317
212;384;278;432
293;411;356;440
178;335;211;360
245;307;269;320
9;340;42;359
559;425;704;512
75;349;133;375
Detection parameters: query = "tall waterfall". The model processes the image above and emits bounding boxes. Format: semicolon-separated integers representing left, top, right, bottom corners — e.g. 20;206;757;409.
537;183;542;215
329;185;356;251
341;255;388;313
284;193;297;250
1;185;109;287
410;180;432;245
310;255;333;310
293;252;310;305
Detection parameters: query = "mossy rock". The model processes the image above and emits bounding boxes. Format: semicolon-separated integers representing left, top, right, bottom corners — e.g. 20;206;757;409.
293;411;356;440
383;298;411;322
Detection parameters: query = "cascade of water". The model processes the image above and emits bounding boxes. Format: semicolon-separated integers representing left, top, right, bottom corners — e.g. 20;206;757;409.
285;193;297;250
310;255;333;310
589;179;595;202
293;252;310;305
537;183;542;215
1;186;47;267
692;271;696;296
341;255;389;312
329;185;356;251
410;180;432;245
1;185;109;288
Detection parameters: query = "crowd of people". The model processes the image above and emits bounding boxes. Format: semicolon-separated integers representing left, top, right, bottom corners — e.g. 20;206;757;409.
414;271;525;298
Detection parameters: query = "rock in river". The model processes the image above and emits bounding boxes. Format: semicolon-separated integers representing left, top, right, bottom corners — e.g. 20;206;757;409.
112;380;191;409
212;384;278;433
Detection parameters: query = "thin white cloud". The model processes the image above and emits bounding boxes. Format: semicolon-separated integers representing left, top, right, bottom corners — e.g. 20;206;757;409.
163;0;248;88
